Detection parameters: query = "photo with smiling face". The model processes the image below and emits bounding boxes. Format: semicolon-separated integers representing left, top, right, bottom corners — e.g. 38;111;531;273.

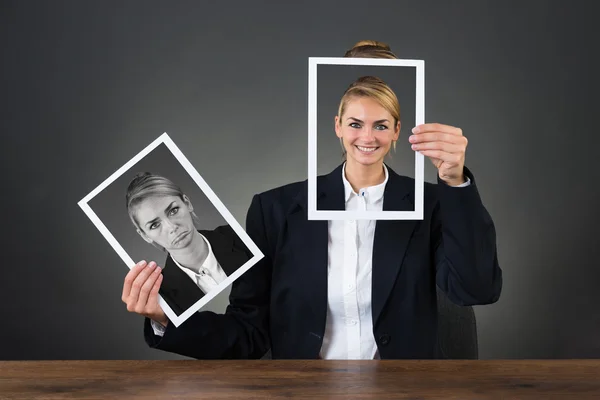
80;135;263;326
313;62;428;219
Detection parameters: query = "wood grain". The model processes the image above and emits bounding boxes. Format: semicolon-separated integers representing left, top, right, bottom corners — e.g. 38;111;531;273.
0;360;599;399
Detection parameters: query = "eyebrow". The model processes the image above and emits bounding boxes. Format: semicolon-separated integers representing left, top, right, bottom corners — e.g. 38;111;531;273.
144;201;177;228
348;117;390;124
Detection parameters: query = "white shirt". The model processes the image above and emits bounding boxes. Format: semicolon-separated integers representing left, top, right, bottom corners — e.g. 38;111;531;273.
319;163;471;360
151;232;227;336
319;163;387;360
171;233;228;294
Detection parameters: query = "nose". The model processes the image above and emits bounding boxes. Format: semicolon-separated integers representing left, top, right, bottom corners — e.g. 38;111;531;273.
165;219;178;233
361;126;375;140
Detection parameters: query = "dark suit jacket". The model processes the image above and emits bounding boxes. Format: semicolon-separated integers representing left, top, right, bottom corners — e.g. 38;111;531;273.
158;225;251;316
144;164;502;359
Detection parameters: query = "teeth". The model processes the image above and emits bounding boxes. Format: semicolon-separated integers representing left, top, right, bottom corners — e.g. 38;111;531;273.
357;146;377;152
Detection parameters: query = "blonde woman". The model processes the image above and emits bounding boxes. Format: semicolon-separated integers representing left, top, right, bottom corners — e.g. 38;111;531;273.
123;41;502;360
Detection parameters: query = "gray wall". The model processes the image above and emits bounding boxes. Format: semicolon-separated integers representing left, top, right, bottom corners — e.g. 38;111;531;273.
1;0;598;360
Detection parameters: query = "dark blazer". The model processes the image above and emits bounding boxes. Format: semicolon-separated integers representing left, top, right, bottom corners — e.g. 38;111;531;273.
144;164;502;359
158;225;251;316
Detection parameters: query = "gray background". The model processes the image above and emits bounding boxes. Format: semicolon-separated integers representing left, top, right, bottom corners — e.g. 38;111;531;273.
1;0;598;360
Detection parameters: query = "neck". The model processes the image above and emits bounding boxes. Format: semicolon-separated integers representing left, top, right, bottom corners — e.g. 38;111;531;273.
169;230;208;273
344;159;386;193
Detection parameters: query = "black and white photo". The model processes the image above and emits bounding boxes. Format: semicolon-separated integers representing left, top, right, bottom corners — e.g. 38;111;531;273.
78;133;263;327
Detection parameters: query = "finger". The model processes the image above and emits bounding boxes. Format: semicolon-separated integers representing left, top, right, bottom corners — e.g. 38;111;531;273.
136;266;163;313
128;261;158;304
411;140;464;153
409;132;467;146
122;260;147;302
148;274;163;309
413;123;462;136
417;150;463;164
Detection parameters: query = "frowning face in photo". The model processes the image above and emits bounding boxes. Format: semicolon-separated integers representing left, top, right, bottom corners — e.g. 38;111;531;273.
133;194;196;252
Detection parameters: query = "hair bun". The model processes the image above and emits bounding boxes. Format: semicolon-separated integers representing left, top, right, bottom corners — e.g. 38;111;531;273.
344;40;397;59
352;40;391;51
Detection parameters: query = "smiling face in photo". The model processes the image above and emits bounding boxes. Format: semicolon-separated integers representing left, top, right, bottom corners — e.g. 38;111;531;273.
335;96;400;167
133;194;196;251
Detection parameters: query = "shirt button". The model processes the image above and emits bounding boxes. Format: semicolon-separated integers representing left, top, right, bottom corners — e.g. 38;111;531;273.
346;319;357;326
347;283;354;290
379;334;391;346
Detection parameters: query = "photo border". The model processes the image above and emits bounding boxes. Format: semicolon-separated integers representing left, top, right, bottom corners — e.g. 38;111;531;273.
308;57;425;220
78;133;264;327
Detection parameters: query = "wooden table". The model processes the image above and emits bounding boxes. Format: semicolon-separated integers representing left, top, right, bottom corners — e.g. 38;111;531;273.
1;360;599;399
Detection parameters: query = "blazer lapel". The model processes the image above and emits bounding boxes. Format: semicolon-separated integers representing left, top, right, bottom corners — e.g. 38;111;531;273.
161;254;206;315
291;165;345;343
371;167;419;326
201;228;249;276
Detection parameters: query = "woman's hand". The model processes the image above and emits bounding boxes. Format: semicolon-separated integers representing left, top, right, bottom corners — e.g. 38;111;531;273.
409;123;468;186
122;260;169;327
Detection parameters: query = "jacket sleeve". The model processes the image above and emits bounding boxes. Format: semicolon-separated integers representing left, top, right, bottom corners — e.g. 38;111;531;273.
433;166;503;306
143;194;272;359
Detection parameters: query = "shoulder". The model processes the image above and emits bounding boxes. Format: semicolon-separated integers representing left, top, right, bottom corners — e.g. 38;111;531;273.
248;174;319;223
385;164;441;203
254;179;306;207
198;224;237;243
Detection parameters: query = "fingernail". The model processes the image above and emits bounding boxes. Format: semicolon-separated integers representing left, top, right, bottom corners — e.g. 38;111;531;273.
148;262;156;268
137;260;147;266
409;135;416;142
412;127;418;134
411;144;417;150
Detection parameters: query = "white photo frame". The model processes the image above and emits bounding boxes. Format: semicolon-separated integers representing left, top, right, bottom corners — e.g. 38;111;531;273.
308;57;425;220
77;132;264;327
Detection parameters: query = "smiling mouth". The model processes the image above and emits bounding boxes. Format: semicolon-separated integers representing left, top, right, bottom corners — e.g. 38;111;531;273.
356;145;379;153
172;231;190;245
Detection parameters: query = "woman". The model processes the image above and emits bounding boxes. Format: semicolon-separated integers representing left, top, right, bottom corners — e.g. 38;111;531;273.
122;40;502;359
124;172;251;325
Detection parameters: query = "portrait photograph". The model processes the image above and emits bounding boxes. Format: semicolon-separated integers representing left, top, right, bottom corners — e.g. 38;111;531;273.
309;57;426;220
78;133;263;327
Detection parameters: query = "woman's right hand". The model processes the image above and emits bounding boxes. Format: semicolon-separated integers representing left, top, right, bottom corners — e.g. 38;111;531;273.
122;260;169;327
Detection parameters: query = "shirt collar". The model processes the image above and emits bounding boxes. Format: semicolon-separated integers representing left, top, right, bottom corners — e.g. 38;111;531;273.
341;162;388;203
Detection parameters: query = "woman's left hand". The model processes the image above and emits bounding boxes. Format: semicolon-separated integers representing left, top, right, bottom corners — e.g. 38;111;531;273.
409;123;468;186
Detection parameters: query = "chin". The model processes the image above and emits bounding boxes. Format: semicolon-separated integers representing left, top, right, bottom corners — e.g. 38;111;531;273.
171;231;194;249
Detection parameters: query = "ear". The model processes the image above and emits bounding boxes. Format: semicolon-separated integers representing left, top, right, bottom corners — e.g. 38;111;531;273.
137;228;152;244
393;120;401;141
335;115;343;138
182;194;194;213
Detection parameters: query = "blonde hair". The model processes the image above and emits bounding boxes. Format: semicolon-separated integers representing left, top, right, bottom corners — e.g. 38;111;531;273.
126;172;200;250
338;40;401;157
344;40;398;59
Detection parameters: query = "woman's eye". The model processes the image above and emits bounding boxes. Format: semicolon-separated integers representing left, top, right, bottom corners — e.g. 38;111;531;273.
150;222;160;230
349;123;361;128
375;125;388;130
169;207;179;216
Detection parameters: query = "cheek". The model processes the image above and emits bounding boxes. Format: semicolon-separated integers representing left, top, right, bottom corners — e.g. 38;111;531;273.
376;131;394;144
341;129;360;142
145;229;160;240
